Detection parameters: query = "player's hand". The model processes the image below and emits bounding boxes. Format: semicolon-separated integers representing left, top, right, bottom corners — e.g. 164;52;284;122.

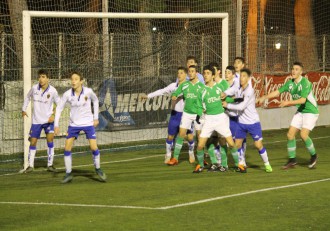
22;111;28;118
139;93;148;101
48;115;55;123
222;101;228;108
220;92;226;99
54;127;60;136
172;96;177;101
195;115;201;124
279;101;288;108
256;96;266;104
93;119;99;127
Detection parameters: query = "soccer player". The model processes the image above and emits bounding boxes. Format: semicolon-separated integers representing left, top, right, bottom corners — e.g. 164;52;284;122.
140;67;195;164
186;56;205;84
257;62;319;169
54;71;106;183
193;65;239;173
22;69;60;173
167;65;204;165
222;68;273;173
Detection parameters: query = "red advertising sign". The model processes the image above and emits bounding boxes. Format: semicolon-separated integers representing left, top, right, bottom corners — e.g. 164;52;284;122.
251;73;265;102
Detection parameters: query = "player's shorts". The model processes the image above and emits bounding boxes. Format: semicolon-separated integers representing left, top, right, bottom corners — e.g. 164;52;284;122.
235;122;263;141
200;113;231;138
168;110;193;136
290;112;319;131
29;123;54;139
229;116;239;140
66;126;96;139
180;112;202;131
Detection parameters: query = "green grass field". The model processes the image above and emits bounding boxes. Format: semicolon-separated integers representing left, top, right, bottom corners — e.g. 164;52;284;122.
1;126;330;230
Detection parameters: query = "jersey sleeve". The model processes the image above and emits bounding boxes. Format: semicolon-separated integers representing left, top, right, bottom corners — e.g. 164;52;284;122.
53;89;61;105
196;89;204;116
224;86;236;96
22;88;34;112
172;83;183;97
148;83;176;98
90;89;99;120
300;79;312;98
226;88;253;111
278;80;290;93
225;96;235;103
54;92;68;127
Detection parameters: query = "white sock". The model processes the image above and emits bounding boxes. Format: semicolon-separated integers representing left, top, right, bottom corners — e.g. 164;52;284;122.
259;148;269;165
238;148;246;165
92;150;101;169
188;141;195;155
166;140;173;155
28;146;36;168
47;142;54;167
215;148;221;164
64;155;72;173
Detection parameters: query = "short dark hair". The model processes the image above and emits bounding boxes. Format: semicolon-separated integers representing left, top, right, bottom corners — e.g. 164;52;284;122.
203;65;215;76
177;66;188;73
186;55;198;64
293;61;303;68
226;65;235;74
37;69;49;77
240;68;251;77
69;71;84;81
234;57;245;64
188;65;198;72
208;62;220;70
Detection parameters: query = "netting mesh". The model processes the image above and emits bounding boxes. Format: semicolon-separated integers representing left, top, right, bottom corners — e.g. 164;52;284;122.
0;0;330;172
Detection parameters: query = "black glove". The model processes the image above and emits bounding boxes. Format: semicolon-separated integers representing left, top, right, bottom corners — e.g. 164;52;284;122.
234;97;244;103
196;115;201;124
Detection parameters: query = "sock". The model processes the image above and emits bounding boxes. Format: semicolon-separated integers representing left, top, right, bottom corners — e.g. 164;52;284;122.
197;149;204;167
214;145;221;164
92;149;101;169
166;139;173;156
207;144;217;164
259;147;269;165
238;148;245;165
242;138;247;154
220;145;228;167
173;137;184;160
304;137;316;156
28;146;36;168
64;150;72;174
287;139;296;159
47;142;54;167
230;147;239;166
188;140;195;154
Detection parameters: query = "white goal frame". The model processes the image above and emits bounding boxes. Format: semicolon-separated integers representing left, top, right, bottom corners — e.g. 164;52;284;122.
22;11;229;170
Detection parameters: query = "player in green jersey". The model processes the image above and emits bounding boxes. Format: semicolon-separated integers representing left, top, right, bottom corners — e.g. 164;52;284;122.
257;62;319;169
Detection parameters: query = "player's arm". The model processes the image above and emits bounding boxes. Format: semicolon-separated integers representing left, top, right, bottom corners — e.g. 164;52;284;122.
141;83;176;100
54;93;68;135
90;90;99;127
279;82;311;107
49;89;61;123
223;89;251;111
171;83;183;101
221;86;236;100
257;90;280;104
22;88;33;118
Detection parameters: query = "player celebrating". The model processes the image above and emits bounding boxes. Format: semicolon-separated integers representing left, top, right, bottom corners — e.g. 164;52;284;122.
140;67;195;164
22;69;60;173
257;62;319;169
222;68;272;173
54;71;106;183
167;65;204;165
193;65;239;173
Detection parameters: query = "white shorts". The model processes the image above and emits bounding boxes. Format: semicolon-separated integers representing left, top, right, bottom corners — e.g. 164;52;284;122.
290;112;319;131
200;113;232;138
180;112;202;131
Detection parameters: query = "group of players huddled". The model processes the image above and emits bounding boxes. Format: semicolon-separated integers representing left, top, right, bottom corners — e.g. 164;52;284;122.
22;56;319;183
143;56;319;174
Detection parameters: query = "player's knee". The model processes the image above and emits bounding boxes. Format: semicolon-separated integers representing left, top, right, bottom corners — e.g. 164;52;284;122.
30;139;37;146
254;141;263;150
299;131;309;141
287;131;295;140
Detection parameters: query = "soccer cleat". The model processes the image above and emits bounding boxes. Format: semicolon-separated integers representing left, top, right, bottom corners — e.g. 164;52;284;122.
62;173;73;184
265;164;273;173
164;155;171;164
308;154;317;169
47;165;57;172
95;168;107;182
193;164;204;173
236;164;247;173
219;166;228;172
167;157;178;166
208;164;220;172
189;153;195;164
282;158;297;170
24;166;34;173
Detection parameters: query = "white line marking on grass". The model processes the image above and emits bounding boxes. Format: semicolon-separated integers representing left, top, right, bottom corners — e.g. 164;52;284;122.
262;136;330;145
0;178;329;210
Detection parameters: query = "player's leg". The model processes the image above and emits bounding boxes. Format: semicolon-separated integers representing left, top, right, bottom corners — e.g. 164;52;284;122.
205;135;219;172
193;137;208;173
45;123;56;171
62;137;75;183
165;111;181;163
25;124;42;172
187;131;195;164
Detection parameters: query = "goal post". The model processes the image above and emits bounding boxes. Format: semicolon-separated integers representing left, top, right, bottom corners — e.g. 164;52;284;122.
22;11;229;170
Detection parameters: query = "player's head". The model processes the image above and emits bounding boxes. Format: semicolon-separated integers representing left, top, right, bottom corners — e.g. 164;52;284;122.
69;71;84;89
203;65;215;84
291;61;303;79
177;66;187;82
234;57;245;73
209;62;221;77
225;65;235;82
188;65;198;80
186;56;198;69
240;68;251;87
37;69;49;87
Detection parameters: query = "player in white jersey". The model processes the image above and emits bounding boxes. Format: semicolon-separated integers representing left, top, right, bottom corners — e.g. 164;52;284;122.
140;67;195;164
222;68;272;173
186;56;205;84
54;71;106;183
22;69;60;173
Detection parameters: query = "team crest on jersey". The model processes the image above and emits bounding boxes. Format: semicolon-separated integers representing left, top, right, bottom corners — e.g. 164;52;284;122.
47;94;50;99
85;96;88;101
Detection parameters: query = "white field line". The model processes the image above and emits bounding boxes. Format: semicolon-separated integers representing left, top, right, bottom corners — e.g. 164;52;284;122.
0;178;329;210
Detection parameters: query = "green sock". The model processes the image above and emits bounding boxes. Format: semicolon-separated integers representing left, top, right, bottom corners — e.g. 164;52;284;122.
230;147;239;166
173;137;184;160
208;144;217;164
304;137;316;156
220;145;228;167
287;139;296;159
197;149;204;167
